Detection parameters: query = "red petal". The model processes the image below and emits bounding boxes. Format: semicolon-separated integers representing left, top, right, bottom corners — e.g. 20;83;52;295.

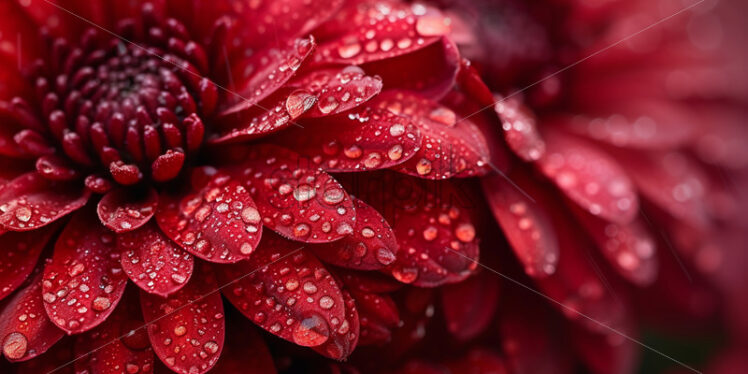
35;155;80;181
73;293;154;374
11;336;73;374
0;273;64;362
440;271;499;341
615;150;710;228
211;318;277;374
482;172;559;278
314;1;447;66
537;130;638;224
290;66;382;118
337;268;404;294
219;233;346;349
210;89;303;144
363;37;460;100
42;209;127;334
228;0;343;50
118;222;194;297
98;187;158;233
310;197;398;270
351;290;399;346
276;104;422;172
156;167;262;263
446;349;509;374
311;290;360;360
494;96;546;161
354;174;479;287
140;263;224;374
373;91;491;179
221;36;316;116
558;100;696;150
574;211;658;286
0;226;57;300
0;172;90;231
227;145;356;243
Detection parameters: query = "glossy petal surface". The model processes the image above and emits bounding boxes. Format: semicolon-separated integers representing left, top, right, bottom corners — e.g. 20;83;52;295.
140;264;224;374
98;187;158;233
42;209;127;334
156;167;262;263
0;226;56;300
118;222;194;297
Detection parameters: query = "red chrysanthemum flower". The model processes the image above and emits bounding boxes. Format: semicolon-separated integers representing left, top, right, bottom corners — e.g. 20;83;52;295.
1;0;746;374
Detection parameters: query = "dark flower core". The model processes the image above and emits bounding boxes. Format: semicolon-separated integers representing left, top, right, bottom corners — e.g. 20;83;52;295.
12;13;219;187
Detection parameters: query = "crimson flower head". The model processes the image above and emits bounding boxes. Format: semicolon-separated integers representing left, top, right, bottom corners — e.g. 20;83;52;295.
1;0;747;374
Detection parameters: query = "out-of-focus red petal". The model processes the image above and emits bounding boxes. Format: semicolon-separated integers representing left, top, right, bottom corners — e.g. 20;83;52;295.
118;222;194;297
0;225;56;300
211;317;276;374
290;66;382;118
351;290;399;346
692;105;748;169
0;273;64;362
537;130;639;224
494;96;546;161
140;263;224;374
338;268;404;294
498;289;574;374
219;233;347;350
42;209;127;334
73;292;154;374
276;104;422;172
97;187;158;233
351;174;479;287
445;349;509;374
558;100;696;150
311;289;360;360
615;150;710;228
221;36;316;116
310;197;398;270
574;211;658;287
371;91;491;179
392;361;449;374
0;172;90;231
440;271;499;341
226;144;356;243
482;172;559;278
156;167;262;263
0;1;44;67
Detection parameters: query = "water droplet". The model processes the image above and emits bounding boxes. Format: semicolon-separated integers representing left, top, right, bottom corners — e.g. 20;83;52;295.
337;41;361;59
92;296;112;312
286;90;316;118
319;296;335;309
2;332;28;360
241;207;261;224
292;315;329;346
173;325;187;336
293;184;316;202
203;341;219;354
15;207;31;222
416;158;432;175
455;223;475;242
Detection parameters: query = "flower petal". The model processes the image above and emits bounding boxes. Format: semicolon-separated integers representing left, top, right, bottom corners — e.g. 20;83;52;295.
221;36;316;116
227;145;356;243
0;172;90;231
219;233;346;349
118;222;194;297
494;96;546;161
290;66;383;118
537;130;638;224
446;349;509;374
363;37;460;100
211;318;277;374
482;172;559;278
140;263;224;374
574;211;658;286
310;197;398;270
276;104;422;172
350;173;479;287
313;1;447;66
0;273;64;362
97;187;158;233
156;167;262;263
0;225;57;301
373;91;491;179
350;290;398;346
43;209;127;334
440;271;499;341
210;89;303;144
73;292;154;374
311;290;359;360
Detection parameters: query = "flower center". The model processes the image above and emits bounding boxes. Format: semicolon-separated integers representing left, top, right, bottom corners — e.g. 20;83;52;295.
12;10;217;187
